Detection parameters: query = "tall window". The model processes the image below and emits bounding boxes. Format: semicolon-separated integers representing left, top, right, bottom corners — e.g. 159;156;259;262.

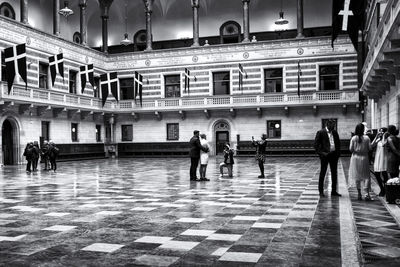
96;125;101;142
165;75;181;98
39;62;49;89
265;68;283;93
69;69;78;94
119;78;134;100
71;123;78;142
105;125;111;143
267;120;281;139
319;65;339;90
1;51;6;82
121;125;133;141
41;121;50;142
167;123;179;140
213;71;230;95
321;118;337;131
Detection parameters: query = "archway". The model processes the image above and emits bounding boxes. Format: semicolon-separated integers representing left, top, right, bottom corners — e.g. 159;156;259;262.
1;117;20;165
213;120;231;155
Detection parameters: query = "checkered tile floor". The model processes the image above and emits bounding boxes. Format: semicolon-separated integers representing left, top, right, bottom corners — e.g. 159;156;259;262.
0;156;394;266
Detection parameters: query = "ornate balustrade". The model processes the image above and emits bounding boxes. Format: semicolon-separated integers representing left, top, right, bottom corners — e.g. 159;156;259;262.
0;83;359;113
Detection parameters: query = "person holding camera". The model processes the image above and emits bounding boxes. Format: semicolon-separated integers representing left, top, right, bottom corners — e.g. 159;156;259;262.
371;127;389;196
252;134;267;178
219;143;234;178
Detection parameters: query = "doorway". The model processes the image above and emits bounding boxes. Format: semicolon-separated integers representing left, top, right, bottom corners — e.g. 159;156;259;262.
2;119;14;165
216;131;230;155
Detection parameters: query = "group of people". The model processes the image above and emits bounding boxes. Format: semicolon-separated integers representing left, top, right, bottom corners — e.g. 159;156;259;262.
189;130;268;181
24;140;59;173
348;123;400;200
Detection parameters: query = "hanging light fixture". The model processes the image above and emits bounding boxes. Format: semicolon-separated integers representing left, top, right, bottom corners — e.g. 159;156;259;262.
275;0;288;25
120;0;132;46
59;1;74;18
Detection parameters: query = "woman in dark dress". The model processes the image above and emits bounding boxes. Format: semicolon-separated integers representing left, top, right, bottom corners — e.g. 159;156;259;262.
252;134;267;178
387;125;400;178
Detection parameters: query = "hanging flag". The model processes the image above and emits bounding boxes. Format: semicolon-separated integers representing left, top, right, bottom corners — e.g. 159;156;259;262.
100;72;118;107
184;68;191;94
134;71;143;107
4;43;27;94
238;63;247;91
332;0;366;50
297;61;302;97
49;53;64;86
80;64;94;94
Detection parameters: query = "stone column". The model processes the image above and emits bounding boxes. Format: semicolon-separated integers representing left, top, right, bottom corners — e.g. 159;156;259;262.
79;0;88;45
53;0;60;35
143;0;154;51
296;0;304;38
242;0;250;42
191;0;200;47
99;0;114;53
20;0;28;24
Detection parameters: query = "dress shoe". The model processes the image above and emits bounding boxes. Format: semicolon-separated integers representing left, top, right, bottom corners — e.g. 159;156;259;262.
200;178;210;181
319;193;325;197
331;192;342;197
258;175;265;178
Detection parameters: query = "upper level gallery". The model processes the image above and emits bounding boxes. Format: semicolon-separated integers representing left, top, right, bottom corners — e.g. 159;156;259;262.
0;15;360;115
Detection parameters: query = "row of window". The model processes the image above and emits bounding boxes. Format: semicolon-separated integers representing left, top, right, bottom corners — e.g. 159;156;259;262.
1;55;340;98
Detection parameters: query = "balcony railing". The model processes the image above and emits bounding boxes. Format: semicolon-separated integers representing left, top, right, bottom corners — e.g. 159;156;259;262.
0;83;359;113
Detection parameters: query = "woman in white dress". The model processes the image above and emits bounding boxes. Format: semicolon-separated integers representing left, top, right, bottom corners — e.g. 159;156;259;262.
371;127;389;196
349;123;372;200
199;134;210;181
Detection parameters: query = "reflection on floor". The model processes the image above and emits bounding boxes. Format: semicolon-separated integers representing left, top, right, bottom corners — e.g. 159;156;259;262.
0;157;397;266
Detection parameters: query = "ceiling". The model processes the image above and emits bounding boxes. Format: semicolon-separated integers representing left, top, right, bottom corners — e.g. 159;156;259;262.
6;0;332;46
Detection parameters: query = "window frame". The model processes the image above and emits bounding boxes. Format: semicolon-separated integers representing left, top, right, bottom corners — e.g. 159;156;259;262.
212;71;231;96
119;77;134;100
164;74;181;98
69;69;78;94
38;61;49;89
121;124;133;142
41;121;50;142
266;120;282;139
71;123;78;142
264;68;283;93
318;64;340;91
166;123;179;141
1;51;6;82
96;125;102;142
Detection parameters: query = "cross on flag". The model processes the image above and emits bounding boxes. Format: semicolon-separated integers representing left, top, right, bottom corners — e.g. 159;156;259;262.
332;0;366;50
184;68;196;94
134;71;143;107
100;72;118;107
4;43;27;94
49;53;64;86
238;63;248;91
80;64;94;94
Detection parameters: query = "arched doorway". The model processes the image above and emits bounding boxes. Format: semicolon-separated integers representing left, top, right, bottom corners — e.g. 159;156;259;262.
1;117;19;165
214;120;231;155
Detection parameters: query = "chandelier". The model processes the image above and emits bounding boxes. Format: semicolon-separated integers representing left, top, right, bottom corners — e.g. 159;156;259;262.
59;1;74;18
120;0;132;46
275;0;288;25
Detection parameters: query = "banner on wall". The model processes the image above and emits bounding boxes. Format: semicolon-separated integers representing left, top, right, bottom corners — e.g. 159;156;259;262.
80;64;94;94
100;72;118;107
49;53;64;86
4;43;27;93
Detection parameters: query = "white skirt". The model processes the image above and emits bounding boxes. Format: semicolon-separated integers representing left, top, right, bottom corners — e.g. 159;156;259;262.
200;152;209;165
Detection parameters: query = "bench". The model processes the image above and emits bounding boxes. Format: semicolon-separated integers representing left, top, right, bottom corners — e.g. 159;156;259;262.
236;140;350;156
118;142;190;157
56;143;106;161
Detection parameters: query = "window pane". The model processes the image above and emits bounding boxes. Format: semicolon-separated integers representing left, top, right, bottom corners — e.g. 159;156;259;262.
1;52;6;82
165;75;181;98
119;78;134;100
267;120;281;139
41;121;50;141
39;63;48;89
265;68;283;93
96;125;101;142
71;123;78;142
167;123;179;140
213;72;230;95
69;70;77;94
320;65;339;91
121;125;133;141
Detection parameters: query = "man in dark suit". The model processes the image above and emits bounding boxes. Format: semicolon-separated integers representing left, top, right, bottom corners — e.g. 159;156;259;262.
314;120;342;197
189;130;208;181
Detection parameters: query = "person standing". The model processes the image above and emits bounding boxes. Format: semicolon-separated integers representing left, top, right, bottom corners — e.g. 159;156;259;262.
387;125;400;178
252;134;267;178
371;127;389;196
349;123;372;200
23;142;33;173
32;141;40;172
41;141;50;171
189;130;208;181
199;134;210;181
219;143;234;177
314;120;341;197
48;141;59;172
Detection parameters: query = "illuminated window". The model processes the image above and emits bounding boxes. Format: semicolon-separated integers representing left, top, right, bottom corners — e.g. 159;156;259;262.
267;120;281;139
71;123;78;142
